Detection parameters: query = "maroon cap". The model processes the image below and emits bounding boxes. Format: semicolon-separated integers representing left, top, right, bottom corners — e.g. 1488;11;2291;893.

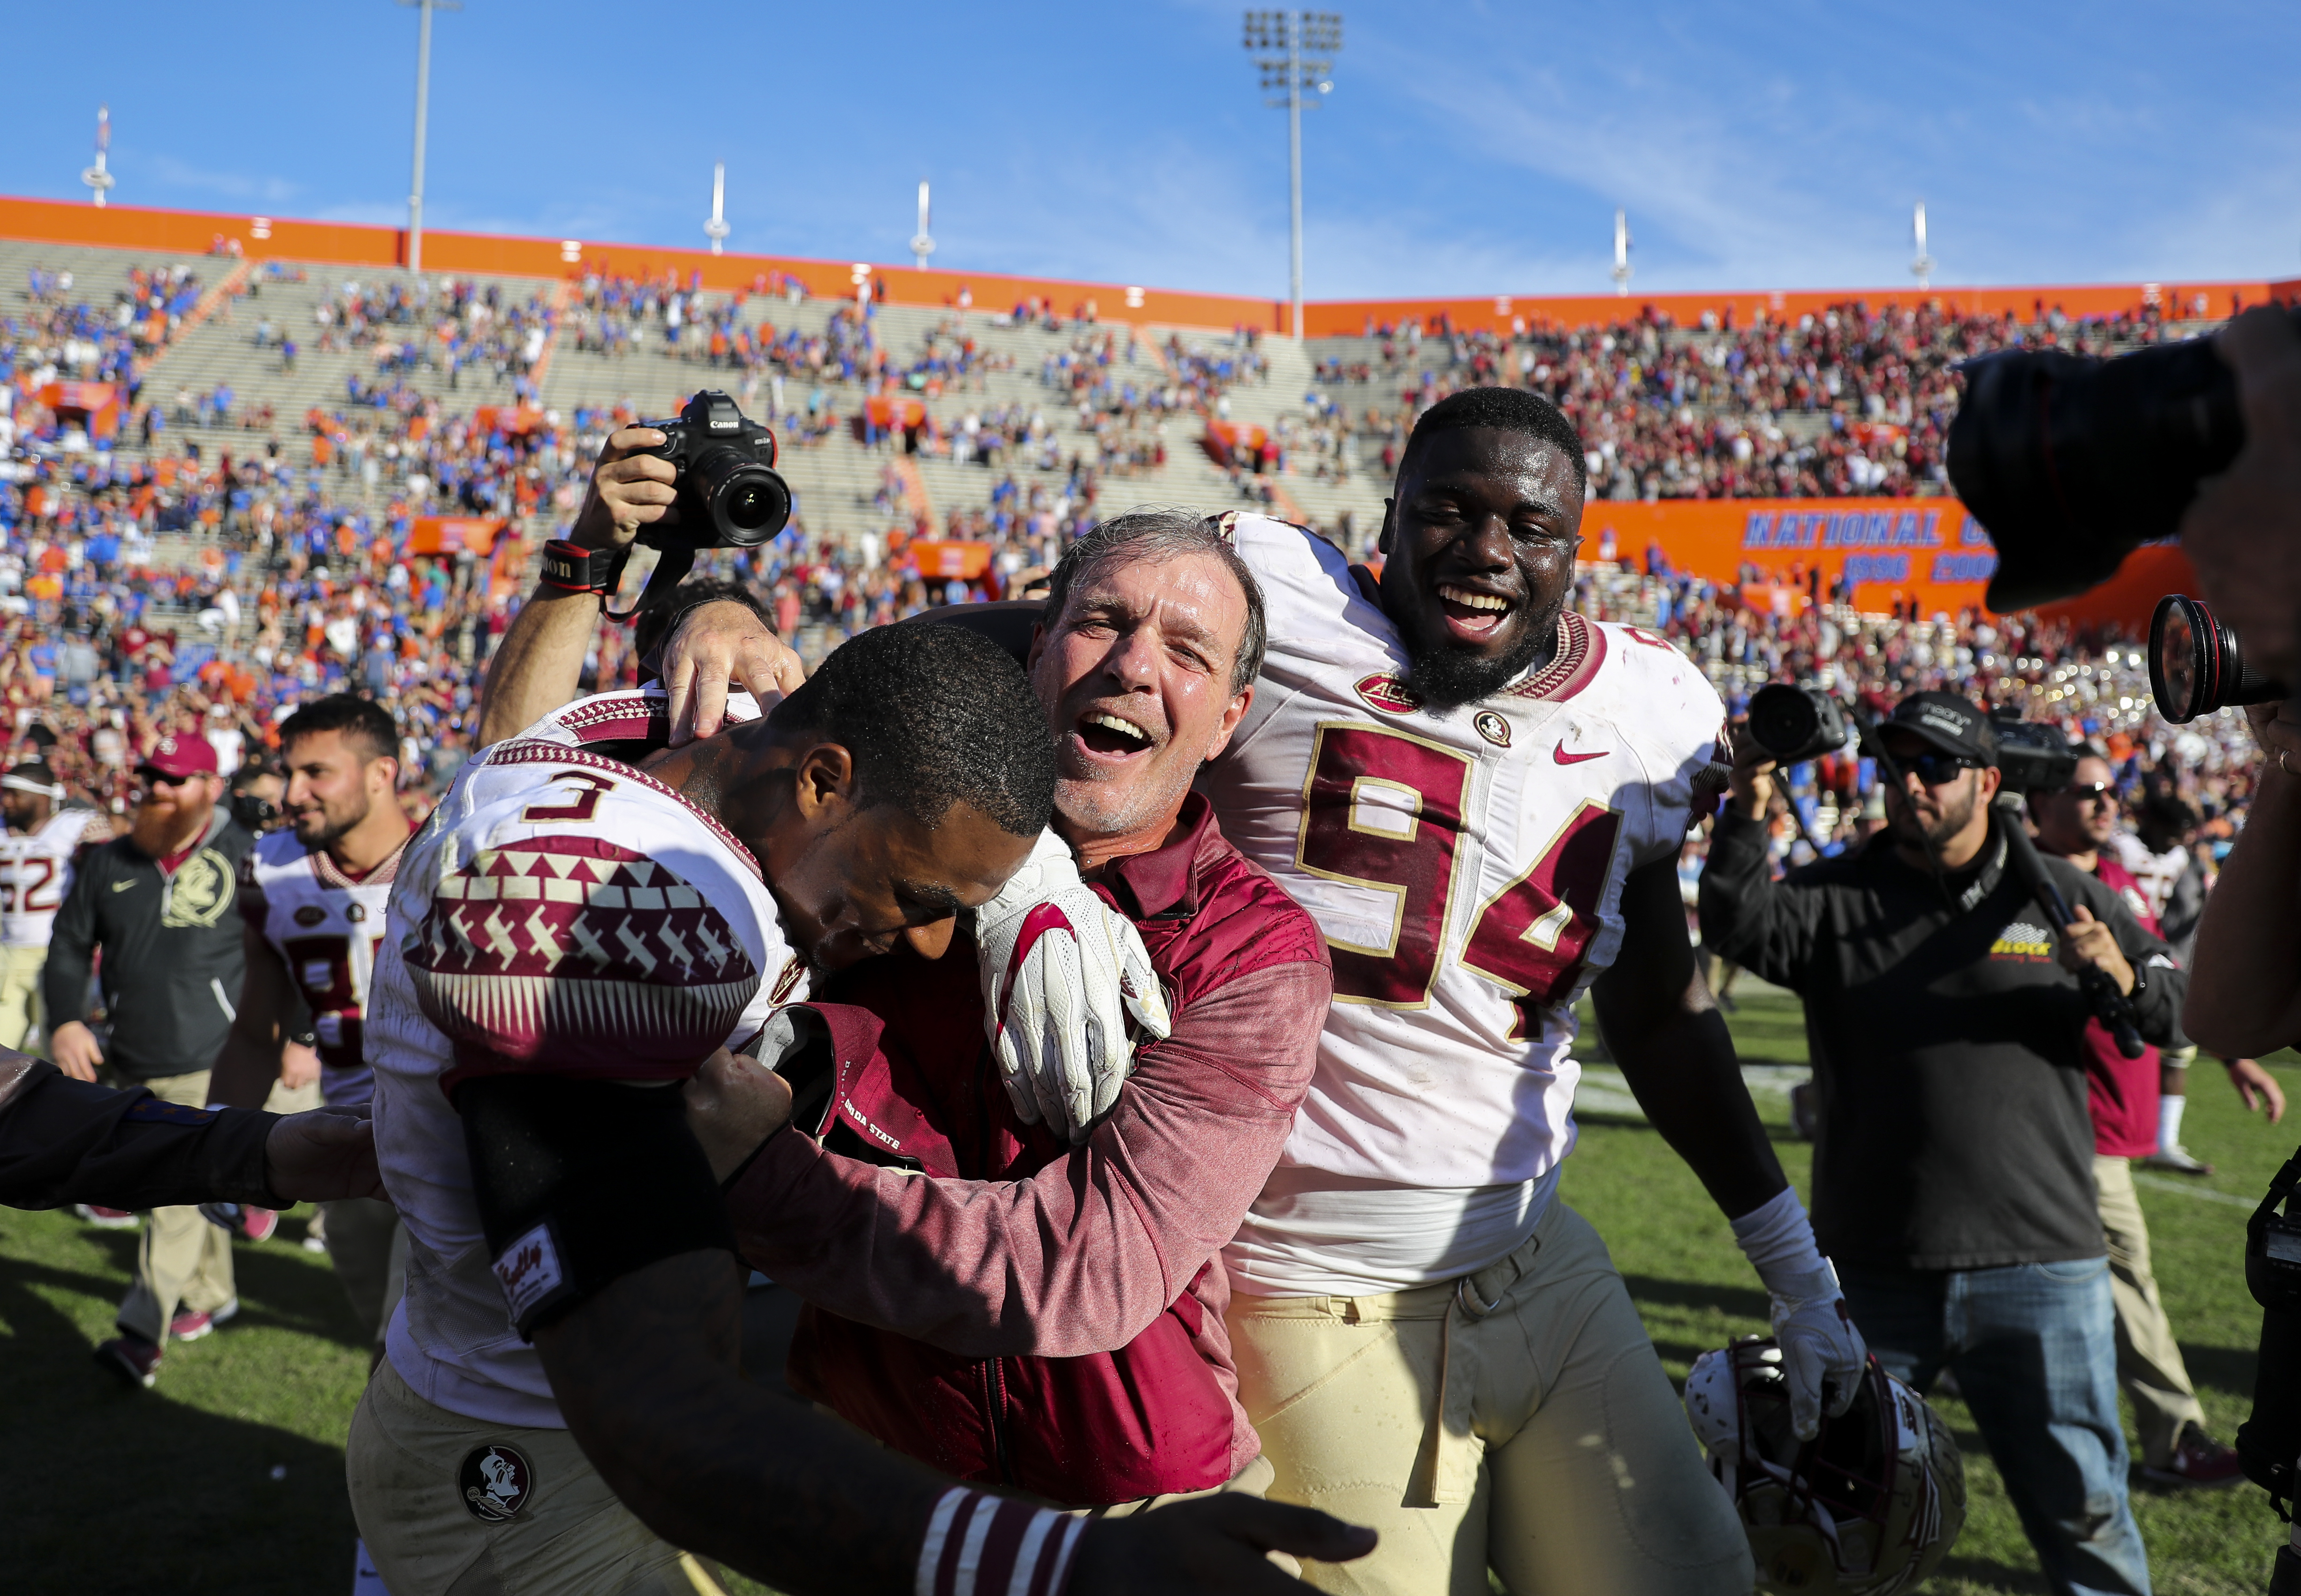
141;734;219;779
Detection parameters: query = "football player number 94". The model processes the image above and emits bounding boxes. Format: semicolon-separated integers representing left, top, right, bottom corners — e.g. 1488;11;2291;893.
1297;725;1621;1037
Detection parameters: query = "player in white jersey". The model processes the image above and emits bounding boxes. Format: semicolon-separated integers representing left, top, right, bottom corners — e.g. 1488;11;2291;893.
1192;389;1868;1594
211;695;415;1355
0;760;111;1049
347;622;1350;1596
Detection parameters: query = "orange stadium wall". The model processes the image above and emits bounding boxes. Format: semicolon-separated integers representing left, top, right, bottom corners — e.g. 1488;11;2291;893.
1589;497;2191;631
2;194;2290;338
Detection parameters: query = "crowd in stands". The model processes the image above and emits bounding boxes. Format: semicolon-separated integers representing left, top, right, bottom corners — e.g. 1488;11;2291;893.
0;258;2253;919
1306;297;2213;504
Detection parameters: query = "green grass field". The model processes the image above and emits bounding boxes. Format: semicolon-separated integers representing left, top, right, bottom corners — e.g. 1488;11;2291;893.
1;985;2292;1594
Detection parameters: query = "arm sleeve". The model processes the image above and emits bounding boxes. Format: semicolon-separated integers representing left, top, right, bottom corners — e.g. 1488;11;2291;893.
2081;874;2189;1049
727;958;1329;1359
0;1059;276;1211
1696;810;1827;990
40;854;99;1029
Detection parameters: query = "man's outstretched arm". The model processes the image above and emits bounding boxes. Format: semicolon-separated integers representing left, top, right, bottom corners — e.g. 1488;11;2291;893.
1595;856;1862;1441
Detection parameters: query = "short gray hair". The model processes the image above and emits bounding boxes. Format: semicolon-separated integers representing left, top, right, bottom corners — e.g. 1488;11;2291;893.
1042;508;1267;694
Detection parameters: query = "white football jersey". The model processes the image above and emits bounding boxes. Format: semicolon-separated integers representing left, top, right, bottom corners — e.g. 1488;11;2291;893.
239;828;408;1110
1200;514;1724;1200
0;806;107;948
369;687;805;1428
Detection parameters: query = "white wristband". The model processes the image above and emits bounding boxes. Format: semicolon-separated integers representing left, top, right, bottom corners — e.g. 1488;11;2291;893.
916;1487;1087;1596
1729;1186;1834;1300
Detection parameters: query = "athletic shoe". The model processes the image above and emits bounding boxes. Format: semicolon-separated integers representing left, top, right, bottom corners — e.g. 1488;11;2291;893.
169;1298;239;1342
2142;1145;2215;1177
75;1204;138;1228
304;1208;330;1254
2139;1424;2246;1489
198;1202;280;1241
95;1334;163;1388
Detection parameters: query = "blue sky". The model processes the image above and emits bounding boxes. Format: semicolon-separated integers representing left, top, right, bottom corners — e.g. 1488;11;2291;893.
4;1;2294;300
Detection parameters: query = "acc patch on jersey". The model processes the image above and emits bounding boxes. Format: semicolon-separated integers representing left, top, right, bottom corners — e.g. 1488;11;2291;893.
1354;673;1423;715
459;1443;534;1522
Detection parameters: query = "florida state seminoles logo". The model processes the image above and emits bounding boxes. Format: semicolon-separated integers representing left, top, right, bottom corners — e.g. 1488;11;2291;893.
459;1444;533;1522
1354;674;1423;715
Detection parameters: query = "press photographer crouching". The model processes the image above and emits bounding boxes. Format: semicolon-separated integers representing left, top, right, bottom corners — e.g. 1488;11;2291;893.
1701;691;2185;1596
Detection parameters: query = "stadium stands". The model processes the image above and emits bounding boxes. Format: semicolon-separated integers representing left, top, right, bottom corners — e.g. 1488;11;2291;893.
0;226;2262;857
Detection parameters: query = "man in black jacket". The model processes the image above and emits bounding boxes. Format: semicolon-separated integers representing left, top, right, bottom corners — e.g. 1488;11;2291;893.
1700;691;2179;1596
43;732;258;1387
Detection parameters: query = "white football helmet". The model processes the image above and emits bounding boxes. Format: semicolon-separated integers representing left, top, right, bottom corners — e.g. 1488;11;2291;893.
1685;1337;1966;1596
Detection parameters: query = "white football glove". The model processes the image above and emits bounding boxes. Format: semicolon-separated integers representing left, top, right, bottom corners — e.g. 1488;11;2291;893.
1732;1186;1868;1440
1765;1261;1868;1441
972;828;1172;1143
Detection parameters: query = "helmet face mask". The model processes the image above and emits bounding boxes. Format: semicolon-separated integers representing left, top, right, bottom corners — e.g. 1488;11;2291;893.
1686;1338;1966;1596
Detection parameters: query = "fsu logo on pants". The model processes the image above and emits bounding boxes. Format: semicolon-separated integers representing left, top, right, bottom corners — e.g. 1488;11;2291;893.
459;1444;533;1522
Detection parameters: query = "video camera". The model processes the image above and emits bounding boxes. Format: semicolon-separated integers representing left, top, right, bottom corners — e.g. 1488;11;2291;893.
1988;714;2078;796
1947;322;2267;612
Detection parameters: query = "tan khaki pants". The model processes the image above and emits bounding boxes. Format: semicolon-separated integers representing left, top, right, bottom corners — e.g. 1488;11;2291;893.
0;942;44;1050
349;1357;721;1596
1227;1200;1752;1596
326;1197;410;1346
115;1069;235;1344
2095;1153;2206;1465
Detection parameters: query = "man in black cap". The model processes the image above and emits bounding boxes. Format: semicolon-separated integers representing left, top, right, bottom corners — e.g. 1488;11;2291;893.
1700;691;2185;1596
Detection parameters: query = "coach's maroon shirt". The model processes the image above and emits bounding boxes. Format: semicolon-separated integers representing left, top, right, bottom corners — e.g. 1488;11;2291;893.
725;794;1331;1505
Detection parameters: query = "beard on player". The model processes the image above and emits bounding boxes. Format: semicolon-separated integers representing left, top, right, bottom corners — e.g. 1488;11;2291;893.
1397;590;1566;712
289;783;373;851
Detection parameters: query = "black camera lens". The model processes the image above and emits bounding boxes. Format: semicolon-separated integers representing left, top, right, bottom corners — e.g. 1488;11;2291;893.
2149;593;2286;723
1747;683;1850;765
1945;316;2300;612
687;446;792;549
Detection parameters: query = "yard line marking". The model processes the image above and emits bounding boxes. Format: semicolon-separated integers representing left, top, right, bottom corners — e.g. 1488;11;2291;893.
2132;1173;2260;1209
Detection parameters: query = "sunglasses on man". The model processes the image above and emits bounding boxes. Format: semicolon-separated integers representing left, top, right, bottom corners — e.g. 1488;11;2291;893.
1893;751;1981;787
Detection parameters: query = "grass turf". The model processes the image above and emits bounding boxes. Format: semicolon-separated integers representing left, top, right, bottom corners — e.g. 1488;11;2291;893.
0;987;2292;1594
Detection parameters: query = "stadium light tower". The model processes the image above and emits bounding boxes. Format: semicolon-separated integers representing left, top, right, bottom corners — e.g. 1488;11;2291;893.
1243;10;1342;340
81;105;115;208
912;180;935;270
397;0;462;276
1610;208;1633;296
1910;200;1935;291
704;162;730;255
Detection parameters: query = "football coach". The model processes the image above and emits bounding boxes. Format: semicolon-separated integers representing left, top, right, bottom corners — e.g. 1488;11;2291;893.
1699;691;2183;1596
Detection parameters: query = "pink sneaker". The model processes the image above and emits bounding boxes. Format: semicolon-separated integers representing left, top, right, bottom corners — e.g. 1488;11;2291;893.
76;1204;138;1229
239;1207;279;1243
169;1298;240;1342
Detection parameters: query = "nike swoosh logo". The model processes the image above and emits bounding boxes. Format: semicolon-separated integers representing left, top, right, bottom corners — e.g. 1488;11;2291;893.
112;879;139;891
1553;744;1609;766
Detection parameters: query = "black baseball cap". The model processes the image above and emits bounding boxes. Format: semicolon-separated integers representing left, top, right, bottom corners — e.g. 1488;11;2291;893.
1880;691;1999;767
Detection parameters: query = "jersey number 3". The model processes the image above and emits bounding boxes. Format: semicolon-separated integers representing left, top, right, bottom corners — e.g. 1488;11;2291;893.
1296;724;1621;1034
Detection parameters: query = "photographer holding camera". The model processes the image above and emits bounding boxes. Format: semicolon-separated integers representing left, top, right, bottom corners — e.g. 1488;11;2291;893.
477;394;807;749
1701;692;2186;1596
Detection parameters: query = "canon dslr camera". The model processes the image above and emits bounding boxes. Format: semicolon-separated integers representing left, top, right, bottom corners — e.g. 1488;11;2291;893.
638;389;792;552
